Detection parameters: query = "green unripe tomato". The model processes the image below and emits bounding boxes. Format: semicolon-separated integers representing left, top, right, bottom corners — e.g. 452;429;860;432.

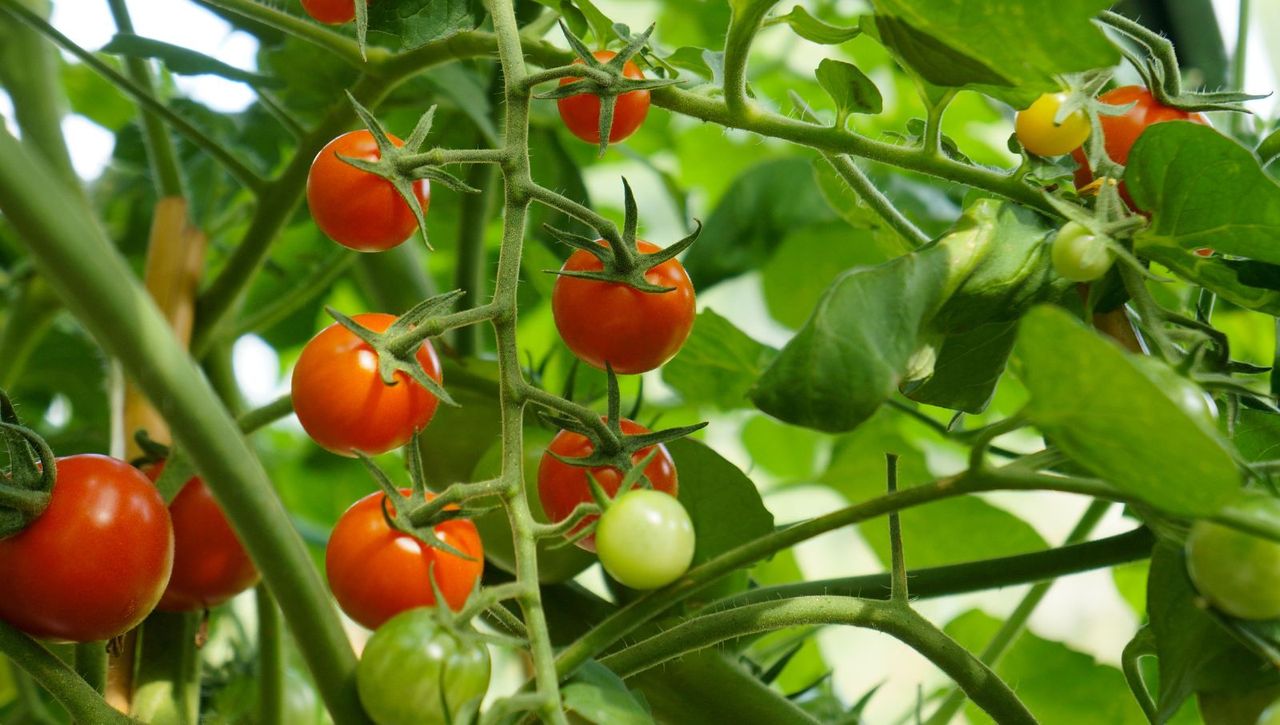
1051;221;1115;282
1259;700;1280;725
596;490;695;590
1185;521;1280;621
356;608;491;725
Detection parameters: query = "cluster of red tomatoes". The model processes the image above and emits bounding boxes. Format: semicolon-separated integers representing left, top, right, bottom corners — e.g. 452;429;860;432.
1015;86;1210;282
0;454;258;643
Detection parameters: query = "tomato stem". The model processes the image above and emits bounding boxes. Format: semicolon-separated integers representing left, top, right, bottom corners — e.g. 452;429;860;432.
0;622;134;724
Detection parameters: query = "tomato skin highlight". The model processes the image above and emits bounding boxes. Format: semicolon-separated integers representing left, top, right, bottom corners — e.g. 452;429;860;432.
557;50;651;144
307;130;429;252
596;489;695;590
536;419;677;552
356;608;491;725
1071;86;1207;206
142;463;260;612
325;490;483;630
300;0;355;24
1186;520;1280;621
1015;92;1091;157
0;455;174;642
552;240;695;375
292;312;442;457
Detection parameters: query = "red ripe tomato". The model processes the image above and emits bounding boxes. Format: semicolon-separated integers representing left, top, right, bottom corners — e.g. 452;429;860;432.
292;313;443;457
325;490;483;630
537;419;678;552
307;130;429;252
1071;86;1208;206
0;455;173;642
552;240;696;374
300;0;355;25
141;463;259;612
557;50;651;144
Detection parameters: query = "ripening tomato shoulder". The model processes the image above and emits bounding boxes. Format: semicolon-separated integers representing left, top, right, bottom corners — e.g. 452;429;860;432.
0;455;174;642
552;240;695;375
536;419;677;552
300;0;355;26
307;130;429;252
557;50;651;144
1071;86;1207;205
142;463;259;612
325;490;483;630
292;313;443;457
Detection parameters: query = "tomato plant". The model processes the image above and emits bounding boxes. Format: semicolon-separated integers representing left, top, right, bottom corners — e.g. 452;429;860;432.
596;489;695;590
325;490;483;630
0;455;173;642
142;462;259;612
307;130;430;252
552;240;695;374
356;607;491;725
1015;92;1091;157
4;1;1280;723
291;312;443;456
557;50;651;144
537;418;677;552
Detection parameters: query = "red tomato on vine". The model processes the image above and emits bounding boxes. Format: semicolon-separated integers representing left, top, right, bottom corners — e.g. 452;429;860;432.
142;463;260;612
291;313;443;457
0;455;174;642
300;0;356;25
557;50;651;144
552;240;696;375
537;419;678;552
325;490;484;630
307;130;430;252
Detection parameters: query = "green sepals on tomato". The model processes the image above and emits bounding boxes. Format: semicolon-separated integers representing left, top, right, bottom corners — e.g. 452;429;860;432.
1015;92;1091;157
1050;222;1114;282
552;239;696;375
142;462;259;612
1185;520;1280;621
557;50;652;145
537;418;678;552
356;607;491;725
596;489;695;590
307;130;430;252
0;454;174;642
292;313;443;457
1071;86;1208;208
326;489;483;630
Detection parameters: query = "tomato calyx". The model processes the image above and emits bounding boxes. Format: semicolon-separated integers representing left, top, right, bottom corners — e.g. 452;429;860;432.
534;23;677;156
545;178;701;294
0;388;57;537
334;96;481;250
323;291;467;409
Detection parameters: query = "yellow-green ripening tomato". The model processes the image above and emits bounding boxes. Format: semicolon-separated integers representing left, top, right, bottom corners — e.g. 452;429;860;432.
1015;92;1091;157
596;490;695;590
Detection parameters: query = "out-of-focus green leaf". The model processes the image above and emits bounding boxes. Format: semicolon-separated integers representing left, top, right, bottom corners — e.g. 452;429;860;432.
773;5;860;44
1014;306;1240;517
761;223;888;330
562;661;652;724
946;609;1148;724
663;310;777;410
1130;123;1280;264
61;60;134;131
741;414;828;481
102;33;282;87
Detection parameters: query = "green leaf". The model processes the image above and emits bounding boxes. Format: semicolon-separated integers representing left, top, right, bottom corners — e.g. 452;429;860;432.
741;415;828;481
761;223;889;329
61;60;134;131
681;158;839;288
945;609;1148;724
366;0;483;51
667;438;775;603
869;0;1118;95
1013;306;1240;517
562;661;653;725
662;310;778;410
1147;542;1279;721
903;320;1018;414
101;33;282;88
815;58;882;119
773;5;860;44
1141;247;1280;316
1231;410;1280;462
1129;122;1280;264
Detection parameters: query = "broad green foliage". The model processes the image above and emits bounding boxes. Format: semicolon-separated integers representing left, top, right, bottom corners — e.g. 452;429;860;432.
1014;306;1239;516
662;310;777;410
367;0;484;50
561;662;653;725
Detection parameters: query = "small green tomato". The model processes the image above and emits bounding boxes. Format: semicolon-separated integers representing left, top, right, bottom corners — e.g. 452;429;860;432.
1051;221;1115;282
596;489;696;590
1185;521;1280;621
